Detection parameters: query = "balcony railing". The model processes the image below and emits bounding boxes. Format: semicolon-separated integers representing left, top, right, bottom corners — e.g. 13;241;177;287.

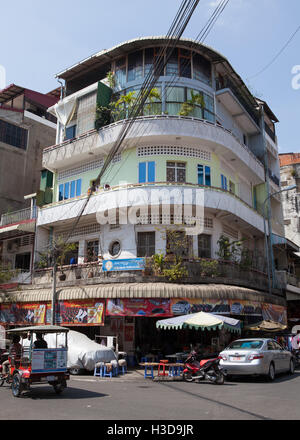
0;207;37;226
216;78;260;127
32;258;274;293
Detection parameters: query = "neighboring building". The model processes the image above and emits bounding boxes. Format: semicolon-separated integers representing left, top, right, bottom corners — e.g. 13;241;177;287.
279;152;300;322
0;38;289;353
0;84;58;284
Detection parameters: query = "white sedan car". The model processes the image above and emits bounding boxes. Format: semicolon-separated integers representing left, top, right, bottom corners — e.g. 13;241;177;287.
219;338;295;381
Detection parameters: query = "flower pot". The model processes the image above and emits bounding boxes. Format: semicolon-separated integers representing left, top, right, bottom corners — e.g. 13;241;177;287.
59;273;66;281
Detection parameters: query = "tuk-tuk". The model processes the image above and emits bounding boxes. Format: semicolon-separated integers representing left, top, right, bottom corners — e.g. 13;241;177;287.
1;325;70;397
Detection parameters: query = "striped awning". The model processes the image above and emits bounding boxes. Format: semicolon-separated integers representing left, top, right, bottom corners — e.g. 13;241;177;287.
0;283;286;306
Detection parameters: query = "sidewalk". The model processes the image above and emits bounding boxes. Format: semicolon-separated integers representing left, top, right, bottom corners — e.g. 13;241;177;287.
70;367;183;383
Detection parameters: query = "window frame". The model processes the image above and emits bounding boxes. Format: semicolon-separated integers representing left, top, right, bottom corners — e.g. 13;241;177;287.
198;164;211;186
166;161;186;183
137;231;156;257
59;178;82;201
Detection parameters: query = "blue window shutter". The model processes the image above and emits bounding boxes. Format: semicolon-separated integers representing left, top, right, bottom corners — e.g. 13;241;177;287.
65;125;76;140
70;181;76;198
148;162;155;183
59;184;64;201
198;165;204;185
205;166;211;186
139;162;146;183
64;182;70;200
76;179;82;196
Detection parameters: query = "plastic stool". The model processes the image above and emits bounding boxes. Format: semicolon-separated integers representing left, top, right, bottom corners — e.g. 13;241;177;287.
144;364;155;379
158;360;169;376
103;364;113;378
94;363;104;377
118;360;127;375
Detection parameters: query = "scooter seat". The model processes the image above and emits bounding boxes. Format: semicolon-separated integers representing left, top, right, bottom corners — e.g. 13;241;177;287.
199;359;210;367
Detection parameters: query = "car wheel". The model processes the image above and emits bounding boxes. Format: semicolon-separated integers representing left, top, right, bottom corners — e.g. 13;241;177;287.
12;373;23;397
69;367;83;375
289;359;295;375
215;373;225;385
53;379;67;395
267;363;275;382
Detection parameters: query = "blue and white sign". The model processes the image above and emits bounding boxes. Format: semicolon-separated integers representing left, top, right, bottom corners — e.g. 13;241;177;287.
102;258;145;272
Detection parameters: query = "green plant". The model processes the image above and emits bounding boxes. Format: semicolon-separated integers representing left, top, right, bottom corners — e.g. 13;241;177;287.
216;235;244;262
162;258;188;282
0;263;18;284
152;253;165;275
198;259;219;277
95;105;112;130
106;71;116;89
179;91;205;117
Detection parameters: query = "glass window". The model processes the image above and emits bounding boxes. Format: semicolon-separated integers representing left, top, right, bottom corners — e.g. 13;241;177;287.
137;232;155;257
226;340;264;350
115;57;126;88
128;51;143;82
166;48;179;76
165;87;185;103
193;53;211;85
221;175;227;190
179;49;191;78
167;162;186;183
109;240;121;257
144;48;154;77
198;234;211;258
86;240;99;262
64;182;70;200
198;165;211;186
139;162;156;183
0;119;28;150
65;125;76;140
59;184;64;201
59;179;82;201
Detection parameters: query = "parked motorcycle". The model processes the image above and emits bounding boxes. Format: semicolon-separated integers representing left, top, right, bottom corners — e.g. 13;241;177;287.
292;349;300;367
182;350;226;385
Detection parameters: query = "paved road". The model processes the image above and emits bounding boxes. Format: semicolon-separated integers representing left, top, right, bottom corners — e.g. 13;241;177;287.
1;368;300;420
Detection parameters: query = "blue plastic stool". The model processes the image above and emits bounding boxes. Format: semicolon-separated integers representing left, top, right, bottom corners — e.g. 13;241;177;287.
118;364;127;375
94;363;104;377
103;365;113;378
144;364;155;379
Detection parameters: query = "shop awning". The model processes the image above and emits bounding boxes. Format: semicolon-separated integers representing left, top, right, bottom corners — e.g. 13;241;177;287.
156;312;241;333
0;283;286;306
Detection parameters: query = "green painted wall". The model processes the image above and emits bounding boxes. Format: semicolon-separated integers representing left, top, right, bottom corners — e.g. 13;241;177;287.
53;147;241;202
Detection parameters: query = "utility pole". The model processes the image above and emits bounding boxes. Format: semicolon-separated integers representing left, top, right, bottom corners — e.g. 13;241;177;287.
51;260;57;325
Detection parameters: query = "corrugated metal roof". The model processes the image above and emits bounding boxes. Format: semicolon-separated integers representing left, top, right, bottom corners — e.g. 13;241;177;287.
0;283;286;306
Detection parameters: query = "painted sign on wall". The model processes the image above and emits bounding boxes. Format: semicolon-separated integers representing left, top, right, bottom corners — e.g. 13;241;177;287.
102;258;145;272
106;299;171;317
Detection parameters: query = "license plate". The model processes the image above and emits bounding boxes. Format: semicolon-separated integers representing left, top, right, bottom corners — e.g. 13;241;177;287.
46;376;57;381
232;356;242;361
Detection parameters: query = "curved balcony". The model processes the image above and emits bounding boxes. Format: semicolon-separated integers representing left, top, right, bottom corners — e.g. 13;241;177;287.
37;182;266;234
42;115;265;183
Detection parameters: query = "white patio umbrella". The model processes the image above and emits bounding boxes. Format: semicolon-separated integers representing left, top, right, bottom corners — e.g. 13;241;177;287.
156;311;241;333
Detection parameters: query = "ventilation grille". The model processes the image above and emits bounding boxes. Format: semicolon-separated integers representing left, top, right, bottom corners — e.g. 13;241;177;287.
55;224;101;240
137;146;211;161
57;158;104;181
137;214;213;227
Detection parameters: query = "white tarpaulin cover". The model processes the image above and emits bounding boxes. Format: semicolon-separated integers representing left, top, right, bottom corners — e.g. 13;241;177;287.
43;330;117;371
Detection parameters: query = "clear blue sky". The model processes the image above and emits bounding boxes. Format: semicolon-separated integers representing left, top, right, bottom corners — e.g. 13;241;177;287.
1;0;299;153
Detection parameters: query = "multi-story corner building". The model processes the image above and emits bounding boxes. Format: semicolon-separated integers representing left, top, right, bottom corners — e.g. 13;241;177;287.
0;38;289;354
0;84;58;285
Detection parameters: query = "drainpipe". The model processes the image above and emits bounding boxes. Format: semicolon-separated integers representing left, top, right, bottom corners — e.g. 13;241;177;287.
260;105;276;292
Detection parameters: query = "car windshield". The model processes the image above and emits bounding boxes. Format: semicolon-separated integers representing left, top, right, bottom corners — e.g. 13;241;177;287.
226;340;264;350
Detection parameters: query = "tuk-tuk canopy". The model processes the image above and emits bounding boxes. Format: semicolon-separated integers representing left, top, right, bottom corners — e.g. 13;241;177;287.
7;325;69;334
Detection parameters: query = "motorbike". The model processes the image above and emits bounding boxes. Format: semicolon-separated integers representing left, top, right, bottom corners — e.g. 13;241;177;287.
182;350;226;385
292;349;300;367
